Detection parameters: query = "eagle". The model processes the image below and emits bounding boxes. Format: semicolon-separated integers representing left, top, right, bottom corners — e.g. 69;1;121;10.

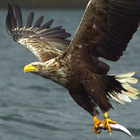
6;0;140;134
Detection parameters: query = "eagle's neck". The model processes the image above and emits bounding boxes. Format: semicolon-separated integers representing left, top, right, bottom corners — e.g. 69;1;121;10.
41;58;69;86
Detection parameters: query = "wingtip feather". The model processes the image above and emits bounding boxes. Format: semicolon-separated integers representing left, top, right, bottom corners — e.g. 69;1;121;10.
24;12;34;30
6;12;12;35
14;4;23;29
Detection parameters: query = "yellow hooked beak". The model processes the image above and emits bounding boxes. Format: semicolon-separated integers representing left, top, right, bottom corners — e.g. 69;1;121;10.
24;64;38;73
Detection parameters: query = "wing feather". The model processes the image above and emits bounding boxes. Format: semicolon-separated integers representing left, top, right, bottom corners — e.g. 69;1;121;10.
38;26;63;34
31;16;44;29
65;0;140;61
35;19;54;32
7;3;16;29
6;4;71;62
6;12;12;35
23;12;34;30
15;5;23;30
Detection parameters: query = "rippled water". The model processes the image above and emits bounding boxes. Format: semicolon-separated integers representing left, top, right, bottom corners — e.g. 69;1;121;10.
0;8;140;140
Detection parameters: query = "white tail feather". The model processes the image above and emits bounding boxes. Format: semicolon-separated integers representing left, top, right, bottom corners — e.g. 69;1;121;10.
121;91;138;99
115;72;135;79
117;77;138;84
109;72;139;104
118;94;132;103
108;92;125;105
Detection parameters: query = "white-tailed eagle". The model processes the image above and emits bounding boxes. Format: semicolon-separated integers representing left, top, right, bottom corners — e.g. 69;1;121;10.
6;0;140;134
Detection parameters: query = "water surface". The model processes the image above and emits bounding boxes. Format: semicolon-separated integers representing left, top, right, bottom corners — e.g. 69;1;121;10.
0;8;140;140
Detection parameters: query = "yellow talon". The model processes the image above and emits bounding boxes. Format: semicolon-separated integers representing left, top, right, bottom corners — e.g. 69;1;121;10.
93;116;103;134
102;112;116;132
93;113;116;134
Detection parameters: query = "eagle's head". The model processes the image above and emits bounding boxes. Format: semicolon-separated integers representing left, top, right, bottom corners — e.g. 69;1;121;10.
23;59;68;86
24;62;47;76
23;59;61;79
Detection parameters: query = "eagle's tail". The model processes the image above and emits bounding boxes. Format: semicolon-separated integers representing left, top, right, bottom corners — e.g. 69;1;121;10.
108;72;139;105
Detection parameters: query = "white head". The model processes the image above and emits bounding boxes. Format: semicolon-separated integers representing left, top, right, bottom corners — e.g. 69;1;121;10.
24;60;68;86
24;62;46;75
23;59;58;78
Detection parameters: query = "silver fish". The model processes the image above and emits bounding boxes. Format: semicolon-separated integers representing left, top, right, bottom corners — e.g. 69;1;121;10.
97;123;134;140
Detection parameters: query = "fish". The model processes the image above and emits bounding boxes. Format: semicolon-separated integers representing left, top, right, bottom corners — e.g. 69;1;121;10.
97;123;134;140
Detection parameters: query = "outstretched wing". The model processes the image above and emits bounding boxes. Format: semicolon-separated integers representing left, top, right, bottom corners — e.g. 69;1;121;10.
65;0;140;61
6;4;71;62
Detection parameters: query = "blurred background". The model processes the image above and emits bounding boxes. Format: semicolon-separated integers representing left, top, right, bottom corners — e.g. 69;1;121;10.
0;0;140;140
0;0;88;9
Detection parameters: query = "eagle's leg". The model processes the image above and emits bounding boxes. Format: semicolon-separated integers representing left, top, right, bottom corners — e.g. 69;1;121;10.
93;113;116;134
102;112;116;132
93;116;103;134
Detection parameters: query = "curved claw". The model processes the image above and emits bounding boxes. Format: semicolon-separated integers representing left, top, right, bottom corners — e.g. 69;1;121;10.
93;126;101;134
102;118;116;132
93;116;103;134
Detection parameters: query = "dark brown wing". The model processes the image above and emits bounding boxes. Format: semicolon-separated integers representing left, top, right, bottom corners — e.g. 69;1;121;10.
65;0;140;61
6;4;71;62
